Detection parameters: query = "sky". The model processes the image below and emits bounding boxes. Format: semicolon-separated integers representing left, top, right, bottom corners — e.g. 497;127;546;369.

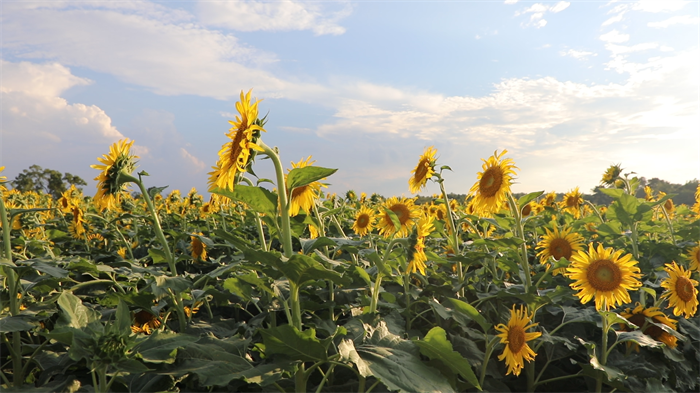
2;0;699;200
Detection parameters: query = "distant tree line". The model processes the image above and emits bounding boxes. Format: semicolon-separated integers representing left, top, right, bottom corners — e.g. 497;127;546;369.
9;165;87;199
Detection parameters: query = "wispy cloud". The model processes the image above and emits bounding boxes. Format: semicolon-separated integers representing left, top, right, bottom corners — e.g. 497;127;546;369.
648;15;700;28
560;49;597;60
515;1;570;28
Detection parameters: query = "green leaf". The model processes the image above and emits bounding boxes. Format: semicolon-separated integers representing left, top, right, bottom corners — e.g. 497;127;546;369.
615;331;664;349
147;185;169;199
413;327;480;389
445;298;491;332
0;316;35;333
590;356;626;382
259;325;327;362
598;188;625;199
518;191;544;210
151;276;192;297
223;277;254;302
286;166;337;191
338;338;371;377
382;208;402;236
56;291;100;329
113;299;132;337
211;185;278;217
269;254;351;287
25;260;69;278
148;248;167;264
133;331;198;364
301;237;337;255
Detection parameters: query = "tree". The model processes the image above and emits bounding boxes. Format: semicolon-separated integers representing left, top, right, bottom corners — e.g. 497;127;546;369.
11;165;87;199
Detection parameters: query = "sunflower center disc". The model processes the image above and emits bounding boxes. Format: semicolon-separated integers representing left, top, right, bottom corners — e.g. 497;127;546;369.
391;204;410;225
479;167;503;197
357;214;369;227
549;238;572;260
508;326;526;353
415;160;429;180
676;277;694;302
566;196;577;207
587;259;621;292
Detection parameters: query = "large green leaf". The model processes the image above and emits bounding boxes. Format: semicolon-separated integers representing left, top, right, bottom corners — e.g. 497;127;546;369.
56;291;99;329
518;191;544;210
338;338;372;377
413;327;481;389
24;260;69;278
0;315;35;333
212;185;278;216
133;331;199;364
259;325;327;362
151;276;192;297
268;254;351;287
445;298;491;332
286;166;337;191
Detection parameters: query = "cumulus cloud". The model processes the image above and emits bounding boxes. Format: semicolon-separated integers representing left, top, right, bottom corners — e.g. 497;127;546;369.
515;1;570;28
196;0;352;36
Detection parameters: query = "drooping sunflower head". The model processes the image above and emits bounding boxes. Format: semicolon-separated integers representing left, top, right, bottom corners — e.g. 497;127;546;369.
688;245;700;272
560;187;583;219
620;302;678;350
377;196;421;238
91;139;139;211
644;186;655;202
131;310;162;335
536;226;585;268
208;89;266;192
189;233;208;261
495;305;542;376
542;191;557;207
660;261;699;319
409;146;438;194
286;156;326;216
600;164;622;186
69;206;86;239
566;243;642;311
469;149;518;217
352;205;377;237
406;214;435;275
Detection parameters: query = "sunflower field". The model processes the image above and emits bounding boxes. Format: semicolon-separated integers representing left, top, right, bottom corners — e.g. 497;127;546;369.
1;91;699;393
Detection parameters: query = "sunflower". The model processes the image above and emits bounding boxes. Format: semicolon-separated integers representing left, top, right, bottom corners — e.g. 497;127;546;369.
468;150;518;217
58;185;81;213
566;243;642;311
619;303;677;349
287;156;326;216
91;139;139;211
352;205;377;237
409;146;437;194
308;224;319;239
406;214;435;275
495;305;542;376
208;90;265;192
660;261;698;318
688;246;700;272
536;226;585;273
643;186;655;202
600;164;622;186
131;310;161;335
189;233;207;261
0;166;7;192
542;191;557;207
692;184;700;214
377;196;420;238
560;187;583;219
68;206;87;239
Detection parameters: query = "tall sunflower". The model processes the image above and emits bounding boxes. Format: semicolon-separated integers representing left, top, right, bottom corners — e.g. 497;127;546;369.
377;196;420;238
352;205;377;237
91;139;139;211
468;150;518;217
600;164;622;186
406;214;435;275
566;243;642;311
619;303;677;350
560;187;583;219
208;90;265;192
495;305;542;376
189;233;207;261
660;261;698;318
408;146;437;194
688;245;700;272
536;226;585;268
287;156;326;216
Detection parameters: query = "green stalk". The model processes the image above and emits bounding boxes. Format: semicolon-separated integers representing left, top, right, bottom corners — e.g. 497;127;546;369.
0;194;13;260
479;336;499;387
1;194;24;389
289;281;302;330
240;177;269;251
507;193;532;292
259;141;293;258
369;238;403;314
295;363;307;393
660;206;677;246
438;179;464;295
630;222;640;261
596;311;611;393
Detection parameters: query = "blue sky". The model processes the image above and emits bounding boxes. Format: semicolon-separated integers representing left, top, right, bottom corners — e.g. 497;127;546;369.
2;0;699;199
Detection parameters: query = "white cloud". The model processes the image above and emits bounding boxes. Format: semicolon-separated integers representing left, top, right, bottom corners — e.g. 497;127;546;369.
196;0;352;36
515;1;570;28
599;30;630;43
560;49;598;60
634;0;689;13
504;0;519;4
648;15;700;28
180;148;206;173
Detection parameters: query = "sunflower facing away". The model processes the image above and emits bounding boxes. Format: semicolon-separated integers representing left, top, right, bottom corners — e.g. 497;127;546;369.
208;89;265;192
560;187;583;219
406;214;435;275
620;303;678;350
536;226;585;271
468;149;518;217
495;305;542;376
600;164;622;186
566;243;642;311
189;233;207;261
408;146;437;194
377;196;421;238
91;139;139;211
287;156;326;216
660;261;698;318
352;205;377;237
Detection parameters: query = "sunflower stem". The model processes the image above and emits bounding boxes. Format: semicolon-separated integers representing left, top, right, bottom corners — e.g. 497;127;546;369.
240;177;269;251
660;206;676;246
596;310;611;393
259;141;293;258
479;336;500;387
0;193;12;261
438;179;464;295
507;193;532;293
629;222;640;261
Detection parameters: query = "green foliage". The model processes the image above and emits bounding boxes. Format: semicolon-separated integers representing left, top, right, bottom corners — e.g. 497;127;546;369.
10;164;87;198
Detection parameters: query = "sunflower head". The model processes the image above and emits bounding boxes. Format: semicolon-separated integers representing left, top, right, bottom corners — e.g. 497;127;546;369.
542;191;557;207
377;196;420;238
688;245;700;272
286;156;327;216
560;187;583;219
409;146;438;194
353;205;377;237
469;150;518;217
566;243;642;311
660;261;699;318
91;139;139;211
189;233;208;261
495;305;542;376
620;303;678;350
536;226;585;270
0;166;6;192
406;214;435;275
600;164;622;186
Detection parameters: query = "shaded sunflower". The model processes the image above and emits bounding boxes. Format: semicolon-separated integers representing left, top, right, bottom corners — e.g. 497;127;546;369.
406;214;435;275
58;185;81;213
208;90;265;192
287;156;326;216
91;139;139;211
408;146;437;194
0;166;7;192
352;205;377;237
619;303;677;350
495;305;541;376
189;232;207;261
688;245;700;272
566;243;642;311
308;224;319;239
131;310;161;335
560;187;583;219
468;150;518;217
600;164;622;186
68;206;87;239
377;196;420;238
660;261;698;318
536;226;585;274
